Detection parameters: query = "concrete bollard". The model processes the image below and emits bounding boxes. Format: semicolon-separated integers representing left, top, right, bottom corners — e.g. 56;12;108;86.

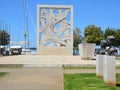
103;55;116;86
96;55;104;78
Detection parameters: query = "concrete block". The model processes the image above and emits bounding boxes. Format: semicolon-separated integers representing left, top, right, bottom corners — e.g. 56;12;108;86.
103;55;116;86
79;43;95;60
37;47;73;55
96;55;104;78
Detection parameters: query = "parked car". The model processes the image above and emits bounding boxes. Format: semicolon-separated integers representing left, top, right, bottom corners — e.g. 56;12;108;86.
0;46;10;56
10;46;22;55
94;48;101;55
73;49;80;55
116;50;120;56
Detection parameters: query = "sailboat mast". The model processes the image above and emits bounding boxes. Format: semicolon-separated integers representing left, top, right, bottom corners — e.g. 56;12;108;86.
24;0;29;49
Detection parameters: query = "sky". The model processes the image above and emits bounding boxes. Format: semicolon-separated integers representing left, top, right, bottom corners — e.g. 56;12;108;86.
0;0;120;47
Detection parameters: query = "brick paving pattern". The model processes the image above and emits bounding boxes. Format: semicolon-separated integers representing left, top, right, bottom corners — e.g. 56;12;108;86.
0;68;63;90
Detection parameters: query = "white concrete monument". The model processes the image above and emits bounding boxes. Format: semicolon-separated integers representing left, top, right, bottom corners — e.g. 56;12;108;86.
79;43;95;60
37;5;73;55
103;55;116;86
96;55;104;78
96;36;116;86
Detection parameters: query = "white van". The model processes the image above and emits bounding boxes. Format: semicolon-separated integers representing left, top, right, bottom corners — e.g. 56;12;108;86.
10;46;22;55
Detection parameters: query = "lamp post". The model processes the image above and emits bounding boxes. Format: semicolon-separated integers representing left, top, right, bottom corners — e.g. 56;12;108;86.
24;30;27;54
24;0;29;54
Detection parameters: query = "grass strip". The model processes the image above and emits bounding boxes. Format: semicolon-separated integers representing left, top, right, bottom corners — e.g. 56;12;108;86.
64;73;120;90
0;72;8;77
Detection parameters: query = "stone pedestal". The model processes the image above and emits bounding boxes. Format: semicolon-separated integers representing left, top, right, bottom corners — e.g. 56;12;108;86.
96;55;104;78
103;55;116;86
78;43;95;60
37;47;73;55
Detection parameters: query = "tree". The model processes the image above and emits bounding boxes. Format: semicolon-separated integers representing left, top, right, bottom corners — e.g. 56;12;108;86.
115;29;120;46
73;28;82;50
104;27;116;39
0;30;10;45
84;24;104;45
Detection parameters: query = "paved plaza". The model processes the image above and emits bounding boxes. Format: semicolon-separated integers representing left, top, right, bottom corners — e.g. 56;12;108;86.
0;55;120;67
0;55;97;67
0;68;63;90
0;55;120;90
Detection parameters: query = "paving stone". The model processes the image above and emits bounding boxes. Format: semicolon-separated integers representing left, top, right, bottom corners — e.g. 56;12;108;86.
0;68;63;90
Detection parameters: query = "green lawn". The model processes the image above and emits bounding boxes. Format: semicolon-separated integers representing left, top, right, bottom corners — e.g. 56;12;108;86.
116;58;120;61
64;73;120;90
0;72;8;77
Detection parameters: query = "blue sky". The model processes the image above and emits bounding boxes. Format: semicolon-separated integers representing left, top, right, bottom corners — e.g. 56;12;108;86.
0;0;120;47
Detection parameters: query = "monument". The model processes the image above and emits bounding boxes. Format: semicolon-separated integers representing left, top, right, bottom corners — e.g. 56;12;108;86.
96;54;104;78
79;43;95;60
37;5;73;55
96;36;117;86
99;36;117;55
